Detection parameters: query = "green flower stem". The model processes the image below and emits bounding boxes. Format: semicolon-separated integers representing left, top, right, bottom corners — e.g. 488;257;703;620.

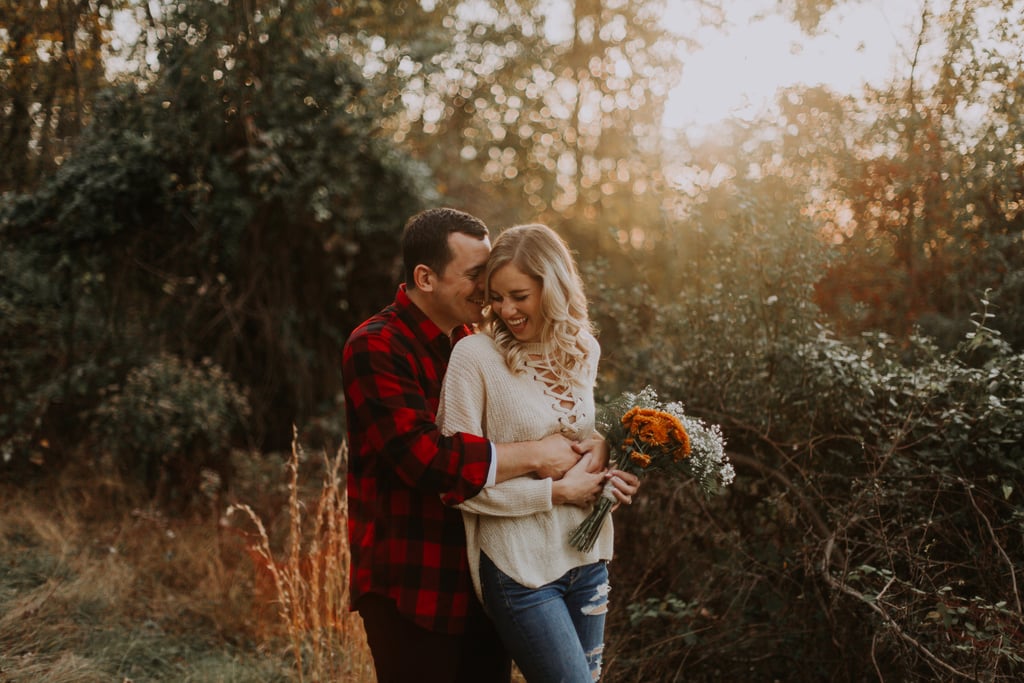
568;496;614;553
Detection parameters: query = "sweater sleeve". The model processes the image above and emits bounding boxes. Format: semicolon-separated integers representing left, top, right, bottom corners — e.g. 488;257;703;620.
456;476;553;516
583;331;601;386
438;336;553;515
437;338;486;439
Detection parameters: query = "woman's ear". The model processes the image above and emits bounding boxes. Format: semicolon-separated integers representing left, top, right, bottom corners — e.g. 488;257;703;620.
412;263;435;292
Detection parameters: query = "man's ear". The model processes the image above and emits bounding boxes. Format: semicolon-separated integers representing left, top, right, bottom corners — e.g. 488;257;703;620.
412;264;435;292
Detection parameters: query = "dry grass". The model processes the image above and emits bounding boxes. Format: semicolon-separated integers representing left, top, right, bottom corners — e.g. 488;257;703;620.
0;489;111;682
0;437;373;682
228;433;374;682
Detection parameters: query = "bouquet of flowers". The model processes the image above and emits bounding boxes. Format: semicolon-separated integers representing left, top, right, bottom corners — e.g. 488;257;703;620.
568;386;735;552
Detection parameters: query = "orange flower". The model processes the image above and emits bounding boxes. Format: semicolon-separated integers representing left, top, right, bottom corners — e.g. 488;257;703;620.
673;428;692;460
623;409;670;446
630;451;652;468
620;405;692;465
667;420;691;459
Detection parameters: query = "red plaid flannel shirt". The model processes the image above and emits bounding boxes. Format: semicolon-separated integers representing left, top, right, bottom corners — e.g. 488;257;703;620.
343;285;492;634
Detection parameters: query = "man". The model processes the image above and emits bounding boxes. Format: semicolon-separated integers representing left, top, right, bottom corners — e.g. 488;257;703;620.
343;208;598;682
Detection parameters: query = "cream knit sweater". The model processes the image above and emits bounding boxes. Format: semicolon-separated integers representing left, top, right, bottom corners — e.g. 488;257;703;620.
437;332;614;601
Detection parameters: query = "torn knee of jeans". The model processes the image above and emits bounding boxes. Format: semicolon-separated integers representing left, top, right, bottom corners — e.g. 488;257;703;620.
580;581;611;616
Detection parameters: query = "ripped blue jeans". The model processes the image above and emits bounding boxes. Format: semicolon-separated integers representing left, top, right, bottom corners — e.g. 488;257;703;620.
479;552;608;682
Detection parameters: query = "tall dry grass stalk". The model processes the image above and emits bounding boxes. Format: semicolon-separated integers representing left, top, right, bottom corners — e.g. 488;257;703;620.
229;431;374;682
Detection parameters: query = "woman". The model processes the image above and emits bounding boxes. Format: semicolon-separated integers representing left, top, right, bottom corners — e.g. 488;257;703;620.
438;223;638;682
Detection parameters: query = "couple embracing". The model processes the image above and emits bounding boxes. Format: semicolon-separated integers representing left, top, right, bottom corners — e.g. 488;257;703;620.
342;208;640;683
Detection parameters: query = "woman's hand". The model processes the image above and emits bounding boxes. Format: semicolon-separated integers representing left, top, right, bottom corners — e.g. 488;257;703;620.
552;452;606;507
605;468;641;510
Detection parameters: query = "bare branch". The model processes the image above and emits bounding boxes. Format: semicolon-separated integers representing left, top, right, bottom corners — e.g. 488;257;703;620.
820;532;976;681
962;479;1022;615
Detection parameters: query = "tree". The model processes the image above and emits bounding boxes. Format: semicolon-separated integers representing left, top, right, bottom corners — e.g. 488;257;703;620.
809;0;1024;346
589;3;1024;679
326;0;682;247
0;0;124;193
1;0;433;481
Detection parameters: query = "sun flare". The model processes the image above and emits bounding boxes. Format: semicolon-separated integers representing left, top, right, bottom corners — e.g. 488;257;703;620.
662;0;920;136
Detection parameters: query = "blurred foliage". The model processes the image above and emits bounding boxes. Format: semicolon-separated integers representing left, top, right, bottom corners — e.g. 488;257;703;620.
606;305;1024;680
810;2;1024;347
340;0;683;249
2;0;1024;680
95;353;250;508
590;2;1024;679
0;0;123;192
1;0;432;475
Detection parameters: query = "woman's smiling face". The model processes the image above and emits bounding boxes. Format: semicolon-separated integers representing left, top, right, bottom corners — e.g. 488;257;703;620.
488;263;544;343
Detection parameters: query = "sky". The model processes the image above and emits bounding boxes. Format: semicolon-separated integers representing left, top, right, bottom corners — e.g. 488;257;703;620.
661;0;925;135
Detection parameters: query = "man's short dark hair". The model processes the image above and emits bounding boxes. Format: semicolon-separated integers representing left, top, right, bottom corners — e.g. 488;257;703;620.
402;208;489;288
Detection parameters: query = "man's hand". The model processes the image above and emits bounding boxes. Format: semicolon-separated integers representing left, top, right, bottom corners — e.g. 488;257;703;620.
552;452;606;507
573;433;610;467
533;432;583;480
494;433;581;483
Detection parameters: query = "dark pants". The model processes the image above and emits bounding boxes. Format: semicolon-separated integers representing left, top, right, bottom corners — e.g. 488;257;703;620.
356;592;511;683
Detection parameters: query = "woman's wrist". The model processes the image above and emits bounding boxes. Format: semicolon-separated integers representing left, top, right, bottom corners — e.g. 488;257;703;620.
551;480;567;506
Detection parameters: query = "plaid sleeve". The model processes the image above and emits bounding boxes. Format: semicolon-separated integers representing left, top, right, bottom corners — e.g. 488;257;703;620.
343;324;491;504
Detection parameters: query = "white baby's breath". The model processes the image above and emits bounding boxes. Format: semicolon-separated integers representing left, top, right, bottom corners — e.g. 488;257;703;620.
569;386;734;552
664;401;735;494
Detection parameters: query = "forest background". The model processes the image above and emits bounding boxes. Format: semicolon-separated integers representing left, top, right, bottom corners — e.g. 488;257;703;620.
2;0;1024;681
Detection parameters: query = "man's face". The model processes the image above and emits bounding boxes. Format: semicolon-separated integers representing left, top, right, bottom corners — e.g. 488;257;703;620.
429;231;491;332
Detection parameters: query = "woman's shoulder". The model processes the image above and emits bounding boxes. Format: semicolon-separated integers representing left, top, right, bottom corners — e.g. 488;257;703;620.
451;331;502;361
578;329;600;381
579;329;600;356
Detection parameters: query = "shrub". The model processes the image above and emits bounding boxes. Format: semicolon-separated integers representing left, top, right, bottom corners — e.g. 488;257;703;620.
95;353;250;509
590;158;1024;679
598;264;1024;680
0;0;431;471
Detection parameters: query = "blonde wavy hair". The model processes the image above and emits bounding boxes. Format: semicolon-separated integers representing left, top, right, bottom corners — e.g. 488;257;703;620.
483;224;594;382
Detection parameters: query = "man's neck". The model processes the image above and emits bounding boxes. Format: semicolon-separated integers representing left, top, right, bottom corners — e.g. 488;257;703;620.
406;287;456;336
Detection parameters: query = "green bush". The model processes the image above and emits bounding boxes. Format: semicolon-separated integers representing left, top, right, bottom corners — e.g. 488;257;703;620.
602;288;1024;680
95;353;250;508
591;164;1024;680
1;0;431;473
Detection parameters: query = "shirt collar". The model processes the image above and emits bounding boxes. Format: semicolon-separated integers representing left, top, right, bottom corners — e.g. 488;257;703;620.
394;284;472;353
